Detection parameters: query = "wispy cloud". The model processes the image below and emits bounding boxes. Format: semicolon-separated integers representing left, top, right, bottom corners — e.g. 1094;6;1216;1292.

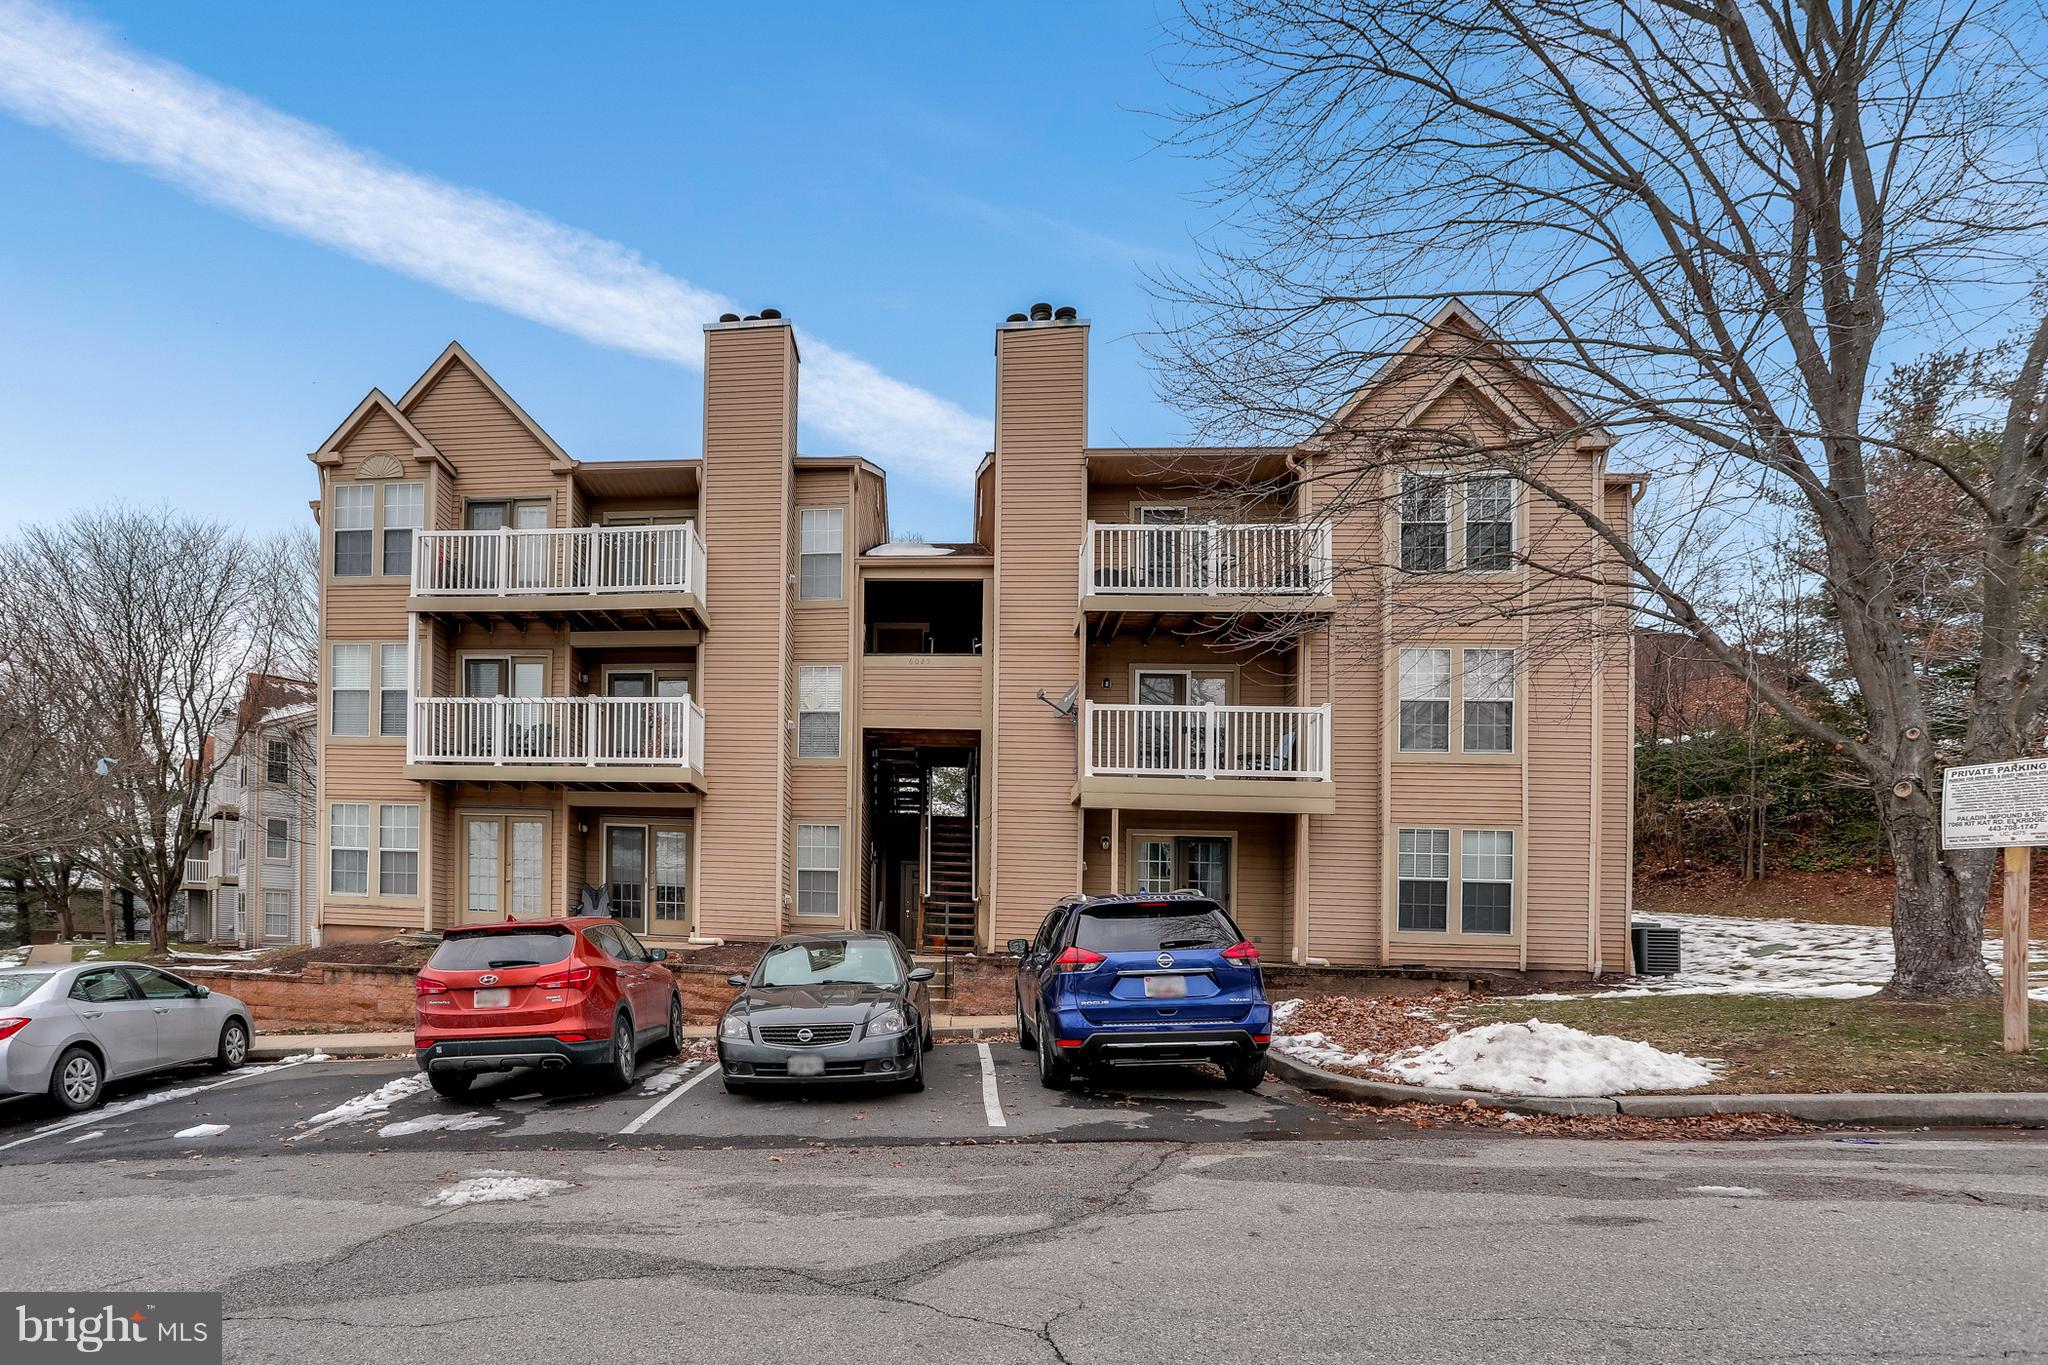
0;0;988;484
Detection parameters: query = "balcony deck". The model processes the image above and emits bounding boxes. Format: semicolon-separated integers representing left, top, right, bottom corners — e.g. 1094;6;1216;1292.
1075;701;1335;814
408;524;707;629
1079;522;1335;635
403;695;705;789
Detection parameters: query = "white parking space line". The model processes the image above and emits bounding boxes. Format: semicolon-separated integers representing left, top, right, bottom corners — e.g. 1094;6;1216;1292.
0;1059;320;1152
977;1043;1007;1129
618;1060;715;1136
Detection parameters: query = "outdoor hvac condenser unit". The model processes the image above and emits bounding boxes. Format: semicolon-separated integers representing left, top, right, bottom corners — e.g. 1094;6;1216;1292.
1631;922;1682;976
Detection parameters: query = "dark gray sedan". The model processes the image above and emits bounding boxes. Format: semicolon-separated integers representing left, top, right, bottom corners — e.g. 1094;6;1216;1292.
0;962;253;1112
716;932;934;1094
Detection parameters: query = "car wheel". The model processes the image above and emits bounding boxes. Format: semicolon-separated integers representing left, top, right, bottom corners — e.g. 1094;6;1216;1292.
427;1070;474;1099
602;1013;636;1092
1036;1020;1072;1090
1015;986;1036;1049
660;994;684;1056
49;1046;103;1113
1230;1053;1268;1091
902;1053;926;1093
214;1018;249;1071
920;1018;933;1053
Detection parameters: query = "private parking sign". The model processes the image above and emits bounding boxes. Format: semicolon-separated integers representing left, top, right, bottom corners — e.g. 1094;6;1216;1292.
1939;756;2048;849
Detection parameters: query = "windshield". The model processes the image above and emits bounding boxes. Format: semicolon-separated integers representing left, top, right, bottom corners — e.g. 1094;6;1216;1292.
428;930;571;971
0;971;53;1008
753;939;901;988
1073;905;1237;954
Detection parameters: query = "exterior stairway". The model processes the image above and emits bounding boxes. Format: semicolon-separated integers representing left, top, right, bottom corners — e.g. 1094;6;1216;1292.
918;816;976;954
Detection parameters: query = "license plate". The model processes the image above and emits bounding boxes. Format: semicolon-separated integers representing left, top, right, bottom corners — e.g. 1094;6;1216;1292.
787;1054;825;1077
1143;975;1188;999
472;988;510;1008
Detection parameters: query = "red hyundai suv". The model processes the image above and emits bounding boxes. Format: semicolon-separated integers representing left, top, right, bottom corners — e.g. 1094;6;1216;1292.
414;917;683;1097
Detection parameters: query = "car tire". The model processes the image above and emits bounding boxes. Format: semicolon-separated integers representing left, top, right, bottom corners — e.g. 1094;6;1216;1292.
1230;1053;1268;1091
1036;1021;1072;1090
213;1018;249;1071
428;1070;474;1099
902;1054;926;1093
920;1019;934;1053
659;994;684;1056
49;1046;104;1113
601;1013;636;1092
1015;987;1036;1050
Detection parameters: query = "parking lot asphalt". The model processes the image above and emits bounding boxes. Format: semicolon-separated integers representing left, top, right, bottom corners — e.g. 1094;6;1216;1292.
0;1038;1367;1163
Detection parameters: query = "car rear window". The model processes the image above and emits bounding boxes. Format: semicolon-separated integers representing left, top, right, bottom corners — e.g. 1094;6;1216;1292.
0;971;52;1008
1072;904;1237;955
428;930;572;971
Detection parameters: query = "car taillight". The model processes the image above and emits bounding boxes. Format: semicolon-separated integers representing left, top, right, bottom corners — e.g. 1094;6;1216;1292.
415;977;449;998
1221;941;1260;965
554;1033;589;1043
1053;947;1105;974
535;964;594;990
0;1017;29;1041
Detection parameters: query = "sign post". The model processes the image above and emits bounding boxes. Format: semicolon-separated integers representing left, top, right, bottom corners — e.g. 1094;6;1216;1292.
1940;757;2047;1054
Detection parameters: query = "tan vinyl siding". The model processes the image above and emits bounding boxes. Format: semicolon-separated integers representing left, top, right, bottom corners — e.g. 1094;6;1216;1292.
1083;638;1294;706
405;358;570;526
858;656;985;731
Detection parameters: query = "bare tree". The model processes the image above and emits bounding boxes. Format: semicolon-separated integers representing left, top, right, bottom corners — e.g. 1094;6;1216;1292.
0;508;304;953
1153;0;2048;998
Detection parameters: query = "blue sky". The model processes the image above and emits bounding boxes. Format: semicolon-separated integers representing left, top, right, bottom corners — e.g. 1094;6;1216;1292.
0;2;1208;541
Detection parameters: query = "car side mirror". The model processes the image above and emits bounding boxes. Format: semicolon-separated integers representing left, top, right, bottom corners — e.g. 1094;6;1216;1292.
648;948;669;962
907;967;934;982
195;985;210;998
726;974;749;988
1006;938;1030;955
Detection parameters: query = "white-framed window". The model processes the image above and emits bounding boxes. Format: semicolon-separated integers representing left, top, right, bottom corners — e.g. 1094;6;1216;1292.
796;824;841;918
1465;473;1515;571
796;665;843;759
1462;647;1516;753
264;738;291;785
331;643;371;737
379;804;420;898
1396;828;1451;932
379;643;409;738
333;485;374;577
1461;830;1514;934
264;817;289;862
798;506;844;601
1398;473;1448;572
381;482;424;577
330;802;369;895
1397;648;1451;752
263;890;290;940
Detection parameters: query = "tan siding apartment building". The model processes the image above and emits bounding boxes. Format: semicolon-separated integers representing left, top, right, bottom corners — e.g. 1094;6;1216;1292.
308;302;1637;978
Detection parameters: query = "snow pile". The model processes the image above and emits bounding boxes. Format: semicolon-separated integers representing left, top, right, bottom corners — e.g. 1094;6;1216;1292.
174;1124;228;1139
169;947;269;962
424;1170;570;1208
1271;1031;1377;1069
1382;1019;1717;1096
295;1073;430;1137
1692;1184;1769;1197
379;1112;502;1138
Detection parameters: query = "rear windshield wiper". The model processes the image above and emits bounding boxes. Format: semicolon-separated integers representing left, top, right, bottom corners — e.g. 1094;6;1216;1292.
1158;938;1219;950
488;959;541;968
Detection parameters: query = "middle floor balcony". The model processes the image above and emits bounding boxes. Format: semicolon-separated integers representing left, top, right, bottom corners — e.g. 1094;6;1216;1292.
404;695;705;789
1077;701;1335;814
1080;521;1336;635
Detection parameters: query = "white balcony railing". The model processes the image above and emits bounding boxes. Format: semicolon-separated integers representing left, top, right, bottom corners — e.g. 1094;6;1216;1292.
412;523;707;600
408;696;706;771
1081;522;1334;599
183;855;209;885
1083;702;1332;781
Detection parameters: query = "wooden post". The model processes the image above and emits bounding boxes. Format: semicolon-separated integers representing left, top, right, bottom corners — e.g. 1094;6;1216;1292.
2005;845;2032;1054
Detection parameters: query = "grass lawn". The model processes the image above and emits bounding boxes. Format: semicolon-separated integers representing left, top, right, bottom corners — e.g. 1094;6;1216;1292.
1466;994;2048;1094
67;940;179;963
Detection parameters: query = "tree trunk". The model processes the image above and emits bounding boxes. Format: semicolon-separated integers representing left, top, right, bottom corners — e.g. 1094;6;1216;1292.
148;888;169;954
100;880;115;947
120;888;135;941
51;891;72;942
1884;806;1998;999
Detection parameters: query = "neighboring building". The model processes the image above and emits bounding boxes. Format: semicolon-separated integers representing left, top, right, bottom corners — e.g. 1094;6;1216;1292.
307;302;1637;976
182;676;318;947
1635;629;1822;737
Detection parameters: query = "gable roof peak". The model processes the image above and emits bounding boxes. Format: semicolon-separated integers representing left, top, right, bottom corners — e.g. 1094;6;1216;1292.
397;340;577;473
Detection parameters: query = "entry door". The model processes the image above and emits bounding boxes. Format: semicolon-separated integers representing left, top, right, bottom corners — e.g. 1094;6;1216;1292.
603;823;689;935
464;815;551;922
1129;836;1231;908
1134;838;1176;895
605;825;647;931
1138;505;1188;587
1136;671;1187;772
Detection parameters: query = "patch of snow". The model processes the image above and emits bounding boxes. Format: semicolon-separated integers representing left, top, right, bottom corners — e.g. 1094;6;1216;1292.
35;1084;206;1134
295;1073;430;1137
0;949;28;968
1382;1019;1718;1097
65;1130;105;1144
1691;1184;1769;1197
378;1112;503;1138
174;1123;228;1139
168;947;269;962
865;541;951;556
638;1063;697;1095
424;1169;571;1208
275;1051;333;1064
82;950;104;960
1271;1029;1377;1070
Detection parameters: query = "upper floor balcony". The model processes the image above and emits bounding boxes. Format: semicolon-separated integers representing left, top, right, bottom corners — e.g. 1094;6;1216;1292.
409;523;707;629
1079;521;1335;625
1076;700;1335;814
403;694;705;789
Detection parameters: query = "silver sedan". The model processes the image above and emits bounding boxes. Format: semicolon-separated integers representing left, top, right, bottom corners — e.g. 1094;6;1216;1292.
0;962;253;1112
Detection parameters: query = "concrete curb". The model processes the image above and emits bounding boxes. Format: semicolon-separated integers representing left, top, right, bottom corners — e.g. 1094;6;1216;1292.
252;1016;1014;1063
1264;1047;2048;1127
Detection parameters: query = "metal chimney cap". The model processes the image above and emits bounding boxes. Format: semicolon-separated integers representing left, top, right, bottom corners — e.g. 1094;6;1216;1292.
1006;312;1029;323
1053;305;1078;321
759;307;782;319
718;312;741;323
1028;301;1053;321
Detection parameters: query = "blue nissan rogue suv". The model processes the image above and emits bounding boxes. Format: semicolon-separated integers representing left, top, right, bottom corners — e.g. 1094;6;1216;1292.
1010;891;1271;1090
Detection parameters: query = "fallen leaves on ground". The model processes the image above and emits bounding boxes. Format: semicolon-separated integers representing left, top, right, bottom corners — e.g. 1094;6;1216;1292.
1327;1096;1812;1139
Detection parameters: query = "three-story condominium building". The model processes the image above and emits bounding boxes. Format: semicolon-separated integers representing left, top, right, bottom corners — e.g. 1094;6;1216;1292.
309;302;1637;976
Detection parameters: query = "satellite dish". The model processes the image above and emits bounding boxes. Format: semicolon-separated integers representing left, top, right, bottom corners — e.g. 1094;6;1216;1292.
1035;685;1081;719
